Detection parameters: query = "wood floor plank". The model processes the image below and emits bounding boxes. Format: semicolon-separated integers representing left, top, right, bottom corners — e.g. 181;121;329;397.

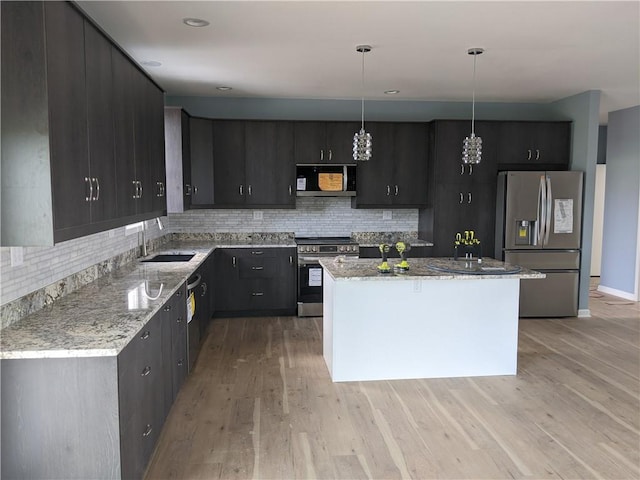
145;289;639;480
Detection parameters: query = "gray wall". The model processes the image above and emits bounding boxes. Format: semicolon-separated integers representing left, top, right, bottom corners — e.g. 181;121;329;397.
550;90;602;315
599;105;640;299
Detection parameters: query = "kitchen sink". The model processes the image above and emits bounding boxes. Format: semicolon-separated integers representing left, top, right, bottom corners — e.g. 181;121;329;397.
141;253;195;263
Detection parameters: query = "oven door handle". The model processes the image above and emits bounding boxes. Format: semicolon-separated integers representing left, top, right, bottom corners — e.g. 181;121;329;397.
298;256;322;265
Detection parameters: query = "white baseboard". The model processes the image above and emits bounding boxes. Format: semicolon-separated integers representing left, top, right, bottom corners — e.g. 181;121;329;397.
578;309;591;318
597;285;639;301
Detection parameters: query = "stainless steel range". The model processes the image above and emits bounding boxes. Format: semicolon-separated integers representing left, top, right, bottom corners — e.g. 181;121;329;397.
296;237;359;317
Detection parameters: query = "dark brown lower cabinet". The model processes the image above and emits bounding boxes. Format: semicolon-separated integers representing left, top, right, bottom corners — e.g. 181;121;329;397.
1;284;187;480
214;247;296;316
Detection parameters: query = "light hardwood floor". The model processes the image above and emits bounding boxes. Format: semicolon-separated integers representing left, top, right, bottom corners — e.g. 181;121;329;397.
146;285;639;480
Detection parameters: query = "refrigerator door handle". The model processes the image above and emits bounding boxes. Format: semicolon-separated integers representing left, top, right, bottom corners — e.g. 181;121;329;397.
537;174;546;245
545;175;553;245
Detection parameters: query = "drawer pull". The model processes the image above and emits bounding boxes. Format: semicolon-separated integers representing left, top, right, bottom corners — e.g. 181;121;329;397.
140;331;150;340
251;266;264;270
176;316;183;323
141;366;152;377
177;359;184;366
251;251;264;255
252;292;264;297
142;424;153;437
175;290;182;297
164;305;171;312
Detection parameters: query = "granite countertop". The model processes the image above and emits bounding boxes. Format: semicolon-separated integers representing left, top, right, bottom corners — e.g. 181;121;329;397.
320;257;545;281
0;239;297;360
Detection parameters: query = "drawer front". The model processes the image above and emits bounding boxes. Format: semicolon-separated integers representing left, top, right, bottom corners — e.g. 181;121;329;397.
238;256;278;278
240;280;290;310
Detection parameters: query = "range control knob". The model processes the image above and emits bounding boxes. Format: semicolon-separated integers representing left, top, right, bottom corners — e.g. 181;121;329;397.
311;246;317;253
339;246;345;252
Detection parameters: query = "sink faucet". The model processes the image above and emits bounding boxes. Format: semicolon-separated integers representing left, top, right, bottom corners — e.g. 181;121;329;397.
139;217;164;257
139;221;148;257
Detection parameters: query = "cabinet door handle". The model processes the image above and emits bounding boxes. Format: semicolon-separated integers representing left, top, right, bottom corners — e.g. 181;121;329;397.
164;304;171;312
289;255;293;265
193;185;198;195
141;366;152;376
239;184;244;196
185;184;192;196
232;256;236;266
142;424;153;437
176;316;183;323
527;149;532;161
251;251;264;255
85;177;92;202
175;290;182;297
132;180;137;199
469;165;473;175
138;181;143;198
288;185;292;196
252;292;264;296
460;164;465;175
320;149;324;161
468;192;472;204
387;185;391;196
140;330;150;340
328;149;332;161
177;359;184;366
395;185;399;196
252;266;264;270
201;282;207;296
535;149;540;161
93;178;100;201
459;193;464;204
248;185;252;196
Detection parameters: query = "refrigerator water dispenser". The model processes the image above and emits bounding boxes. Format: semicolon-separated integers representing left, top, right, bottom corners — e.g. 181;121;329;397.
515;220;535;245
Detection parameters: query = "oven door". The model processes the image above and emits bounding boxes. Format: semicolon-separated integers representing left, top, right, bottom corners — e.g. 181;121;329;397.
297;256;324;316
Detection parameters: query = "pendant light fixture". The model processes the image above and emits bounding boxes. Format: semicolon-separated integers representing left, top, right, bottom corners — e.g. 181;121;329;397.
353;45;372;162
462;47;484;165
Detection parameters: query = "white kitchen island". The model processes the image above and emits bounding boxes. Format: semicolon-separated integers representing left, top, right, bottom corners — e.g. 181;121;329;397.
319;257;544;382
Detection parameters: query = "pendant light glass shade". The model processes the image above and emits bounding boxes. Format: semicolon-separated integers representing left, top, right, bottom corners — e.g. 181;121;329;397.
353;45;372;161
462;47;484;165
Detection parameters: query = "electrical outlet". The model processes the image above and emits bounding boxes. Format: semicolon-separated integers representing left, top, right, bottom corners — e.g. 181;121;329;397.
383;210;392;220
253;211;263;221
10;247;24;266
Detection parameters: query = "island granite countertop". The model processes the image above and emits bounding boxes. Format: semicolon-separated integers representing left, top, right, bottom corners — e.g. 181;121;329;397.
0;239;296;360
320;257;545;281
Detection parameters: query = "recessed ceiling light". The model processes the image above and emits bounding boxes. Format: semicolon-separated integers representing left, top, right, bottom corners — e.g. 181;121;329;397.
216;86;232;91
183;17;210;27
384;90;400;95
140;60;162;67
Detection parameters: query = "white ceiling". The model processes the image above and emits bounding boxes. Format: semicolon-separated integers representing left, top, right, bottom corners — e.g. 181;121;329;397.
77;1;639;124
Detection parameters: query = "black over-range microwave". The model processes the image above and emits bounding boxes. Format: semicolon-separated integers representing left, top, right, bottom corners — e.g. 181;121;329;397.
295;164;357;197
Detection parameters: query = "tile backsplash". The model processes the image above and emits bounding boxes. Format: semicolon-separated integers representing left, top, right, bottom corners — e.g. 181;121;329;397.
0;198;417;327
170;197;417;236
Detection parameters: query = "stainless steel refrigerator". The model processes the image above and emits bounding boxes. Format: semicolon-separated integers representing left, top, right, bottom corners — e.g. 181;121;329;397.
495;171;583;317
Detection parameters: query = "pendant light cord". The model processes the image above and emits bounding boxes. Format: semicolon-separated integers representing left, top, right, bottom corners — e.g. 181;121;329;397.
361;49;365;130
471;52;477;136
